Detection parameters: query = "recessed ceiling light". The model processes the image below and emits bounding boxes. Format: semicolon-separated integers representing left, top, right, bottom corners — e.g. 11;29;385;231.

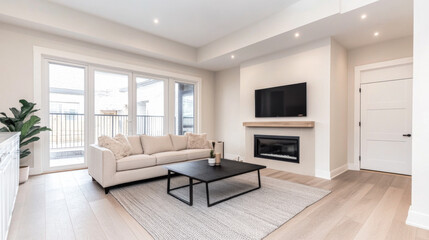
361;14;367;20
153;18;159;24
294;32;300;38
374;32;380;37
231;55;235;59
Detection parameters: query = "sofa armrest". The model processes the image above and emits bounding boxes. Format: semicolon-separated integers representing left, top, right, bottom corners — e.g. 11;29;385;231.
208;140;224;158
89;144;116;188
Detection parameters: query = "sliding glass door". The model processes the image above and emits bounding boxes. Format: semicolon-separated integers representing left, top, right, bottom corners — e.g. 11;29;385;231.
175;81;195;135
48;62;86;169
42;57;199;172
94;70;130;139
136;76;167;136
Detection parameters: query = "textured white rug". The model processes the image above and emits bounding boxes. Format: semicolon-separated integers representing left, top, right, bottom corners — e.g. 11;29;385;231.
110;172;330;240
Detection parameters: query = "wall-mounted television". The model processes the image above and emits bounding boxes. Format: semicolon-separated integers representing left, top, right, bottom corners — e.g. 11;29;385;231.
255;82;307;117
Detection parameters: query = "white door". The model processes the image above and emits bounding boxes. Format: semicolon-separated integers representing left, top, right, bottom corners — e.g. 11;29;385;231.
360;78;412;175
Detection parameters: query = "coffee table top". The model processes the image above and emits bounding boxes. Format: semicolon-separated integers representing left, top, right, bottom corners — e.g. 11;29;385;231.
164;159;266;182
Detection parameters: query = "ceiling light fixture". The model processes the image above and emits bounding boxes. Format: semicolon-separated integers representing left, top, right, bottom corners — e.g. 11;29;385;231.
153;18;159;24
374;31;380;37
231;55;235;59
361;14;367;20
294;32;300;38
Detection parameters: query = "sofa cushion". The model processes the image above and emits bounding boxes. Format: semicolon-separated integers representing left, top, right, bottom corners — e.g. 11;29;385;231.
116;154;156;171
183;149;211;160
141;135;174;155
127;135;144;155
98;134;132;160
186;133;211;149
153;151;188;165
170;134;188;151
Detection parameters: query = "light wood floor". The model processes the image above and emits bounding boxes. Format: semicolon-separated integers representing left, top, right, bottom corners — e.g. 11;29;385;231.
7;169;429;240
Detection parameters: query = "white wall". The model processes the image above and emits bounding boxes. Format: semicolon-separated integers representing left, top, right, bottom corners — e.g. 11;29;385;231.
346;36;413;166
214;67;244;159
240;38;332;177
0;23;215;167
329;39;348;172
406;0;429;230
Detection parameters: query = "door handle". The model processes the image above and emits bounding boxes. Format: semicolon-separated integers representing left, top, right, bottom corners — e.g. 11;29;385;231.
403;134;412;137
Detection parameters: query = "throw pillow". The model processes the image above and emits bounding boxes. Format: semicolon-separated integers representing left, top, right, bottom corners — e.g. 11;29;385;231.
127;135;144;155
186;133;209;149
169;134;188;151
140;135;174;155
98;134;131;160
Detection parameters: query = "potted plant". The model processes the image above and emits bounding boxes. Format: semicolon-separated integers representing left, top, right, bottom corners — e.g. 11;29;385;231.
0;99;51;183
208;149;216;166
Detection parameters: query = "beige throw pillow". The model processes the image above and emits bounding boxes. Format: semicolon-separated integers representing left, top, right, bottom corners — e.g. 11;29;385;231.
170;134;188;151
186;133;210;149
98;134;132;160
127;135;144;155
140;135;174;155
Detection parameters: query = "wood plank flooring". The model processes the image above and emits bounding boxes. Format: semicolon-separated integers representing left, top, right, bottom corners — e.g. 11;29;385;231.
7;169;429;240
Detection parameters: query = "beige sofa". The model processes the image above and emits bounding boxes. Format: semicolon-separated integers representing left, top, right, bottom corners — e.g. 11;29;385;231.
88;134;223;193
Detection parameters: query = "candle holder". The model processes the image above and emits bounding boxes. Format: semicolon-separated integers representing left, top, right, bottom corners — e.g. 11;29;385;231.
215;153;221;166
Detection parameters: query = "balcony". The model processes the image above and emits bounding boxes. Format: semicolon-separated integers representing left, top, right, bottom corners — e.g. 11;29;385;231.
49;113;193;167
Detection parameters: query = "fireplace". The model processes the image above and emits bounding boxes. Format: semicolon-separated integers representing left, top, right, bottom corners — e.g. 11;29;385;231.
254;135;299;163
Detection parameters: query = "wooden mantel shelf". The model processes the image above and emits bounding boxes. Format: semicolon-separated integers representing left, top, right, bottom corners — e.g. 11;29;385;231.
242;121;315;128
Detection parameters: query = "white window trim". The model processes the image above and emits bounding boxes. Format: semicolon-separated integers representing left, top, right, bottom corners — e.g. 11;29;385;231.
33;46;202;175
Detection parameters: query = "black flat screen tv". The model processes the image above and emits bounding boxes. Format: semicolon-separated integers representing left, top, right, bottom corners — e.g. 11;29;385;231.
255;82;307;117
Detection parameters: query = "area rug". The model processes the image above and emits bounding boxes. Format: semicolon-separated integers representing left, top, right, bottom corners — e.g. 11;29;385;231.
110;172;330;240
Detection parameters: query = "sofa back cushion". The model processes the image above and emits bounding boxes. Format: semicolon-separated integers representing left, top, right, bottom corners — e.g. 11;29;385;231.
170;134;188;151
98;134;132;160
186;133;211;149
127;135;144;155
140;135;174;155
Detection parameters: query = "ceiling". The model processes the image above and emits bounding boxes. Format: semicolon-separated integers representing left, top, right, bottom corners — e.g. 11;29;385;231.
0;0;414;71
48;0;299;47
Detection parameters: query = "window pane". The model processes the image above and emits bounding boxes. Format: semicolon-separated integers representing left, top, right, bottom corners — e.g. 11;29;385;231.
175;82;195;135
136;77;165;136
94;71;129;138
49;63;85;167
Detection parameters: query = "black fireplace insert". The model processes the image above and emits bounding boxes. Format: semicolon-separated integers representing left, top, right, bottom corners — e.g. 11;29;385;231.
254;135;299;163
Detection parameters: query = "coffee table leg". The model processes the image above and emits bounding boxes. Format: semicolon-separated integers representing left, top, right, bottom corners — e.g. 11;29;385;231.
189;177;193;205
167;170;171;193
206;170;262;207
205;182;210;207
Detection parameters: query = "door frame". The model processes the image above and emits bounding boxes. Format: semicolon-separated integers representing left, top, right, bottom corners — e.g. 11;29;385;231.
352;57;413;171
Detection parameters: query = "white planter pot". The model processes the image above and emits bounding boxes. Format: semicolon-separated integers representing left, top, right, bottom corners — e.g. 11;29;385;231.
19;166;30;184
208;158;215;166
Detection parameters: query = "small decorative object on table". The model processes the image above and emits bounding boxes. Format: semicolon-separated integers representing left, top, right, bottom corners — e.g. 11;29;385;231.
208;149;215;166
215;153;221;166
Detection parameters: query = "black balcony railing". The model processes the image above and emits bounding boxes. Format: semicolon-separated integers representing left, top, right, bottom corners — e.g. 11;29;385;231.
49;113;193;149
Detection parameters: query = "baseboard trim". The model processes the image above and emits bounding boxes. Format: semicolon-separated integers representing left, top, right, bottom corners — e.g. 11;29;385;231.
315;169;331;180
406;206;429;230
330;164;348;179
224;153;245;161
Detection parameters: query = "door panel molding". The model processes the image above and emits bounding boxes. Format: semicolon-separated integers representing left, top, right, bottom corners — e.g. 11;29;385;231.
353;57;413;173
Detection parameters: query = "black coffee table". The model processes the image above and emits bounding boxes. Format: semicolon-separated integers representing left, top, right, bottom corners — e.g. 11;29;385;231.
164;159;266;207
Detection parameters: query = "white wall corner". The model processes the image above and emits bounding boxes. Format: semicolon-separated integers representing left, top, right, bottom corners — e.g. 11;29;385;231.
330;164;348;179
348;162;360;171
315;169;331;180
406;206;429;231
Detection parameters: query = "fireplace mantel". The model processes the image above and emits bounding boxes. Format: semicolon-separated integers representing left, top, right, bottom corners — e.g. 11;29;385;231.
242;121;315;128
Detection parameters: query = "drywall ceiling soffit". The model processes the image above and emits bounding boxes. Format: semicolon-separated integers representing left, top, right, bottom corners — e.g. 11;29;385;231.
0;0;412;71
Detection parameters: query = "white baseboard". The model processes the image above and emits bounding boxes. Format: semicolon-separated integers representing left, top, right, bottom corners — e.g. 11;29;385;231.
330;164;349;179
29;167;42;176
224;153;245;161
315;169;331;180
406;206;429;230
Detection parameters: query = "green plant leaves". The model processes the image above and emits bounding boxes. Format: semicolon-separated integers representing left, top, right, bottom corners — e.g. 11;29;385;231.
21;136;40;147
0;99;50;159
